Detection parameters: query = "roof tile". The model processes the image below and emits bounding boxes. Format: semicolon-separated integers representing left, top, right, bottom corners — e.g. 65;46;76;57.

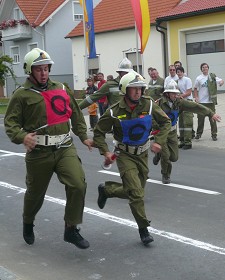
66;0;180;38
16;0;65;26
158;0;225;19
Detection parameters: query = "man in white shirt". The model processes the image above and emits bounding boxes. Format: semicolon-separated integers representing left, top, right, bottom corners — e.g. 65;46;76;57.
176;66;193;149
194;63;224;141
164;65;178;88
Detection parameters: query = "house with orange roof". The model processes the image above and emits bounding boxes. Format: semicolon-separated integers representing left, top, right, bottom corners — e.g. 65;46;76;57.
66;0;180;90
156;0;225;90
0;0;100;96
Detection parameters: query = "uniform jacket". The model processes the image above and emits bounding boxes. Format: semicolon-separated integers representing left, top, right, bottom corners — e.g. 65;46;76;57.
4;78;88;144
93;96;171;155
157;96;214;131
79;76;122;109
145;77;164;101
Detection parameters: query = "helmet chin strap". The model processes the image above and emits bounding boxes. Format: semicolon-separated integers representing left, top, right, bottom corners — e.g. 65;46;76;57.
31;73;48;90
125;94;140;104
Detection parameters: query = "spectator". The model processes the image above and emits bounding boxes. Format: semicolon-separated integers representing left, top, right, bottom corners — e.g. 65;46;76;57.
145;68;164;101
88;102;99;131
107;75;114;81
86;77;98;95
97;72;108;116
194;63;224;141
164;65;178;88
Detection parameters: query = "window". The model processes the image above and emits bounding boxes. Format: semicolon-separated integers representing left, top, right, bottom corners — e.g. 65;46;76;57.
10;46;20;64
14;7;24;20
28;43;38;51
73;1;83;21
88;56;99;74
216;39;225;52
126;52;142;75
186;42;201;55
74;14;83;21
201;41;215;53
186;39;225;55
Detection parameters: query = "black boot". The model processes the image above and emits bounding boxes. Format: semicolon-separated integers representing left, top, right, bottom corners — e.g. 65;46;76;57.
64;225;90;249
97;183;108;209
139;228;154;245
178;143;185;148
153;153;161;165
23;223;35;245
162;175;171;184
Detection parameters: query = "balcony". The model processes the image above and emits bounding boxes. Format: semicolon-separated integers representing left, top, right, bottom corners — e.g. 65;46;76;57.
1;21;32;41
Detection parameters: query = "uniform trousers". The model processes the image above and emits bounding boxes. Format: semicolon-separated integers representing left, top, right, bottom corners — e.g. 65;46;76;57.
160;130;179;177
24;144;87;225
196;103;217;137
104;150;150;229
179;110;193;146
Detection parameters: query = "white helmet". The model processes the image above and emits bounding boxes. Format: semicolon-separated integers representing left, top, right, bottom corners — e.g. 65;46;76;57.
23;48;54;74
116;57;133;73
119;71;147;94
163;80;180;94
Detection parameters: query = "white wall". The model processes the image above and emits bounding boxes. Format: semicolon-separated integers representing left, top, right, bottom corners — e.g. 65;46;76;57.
71;27;164;90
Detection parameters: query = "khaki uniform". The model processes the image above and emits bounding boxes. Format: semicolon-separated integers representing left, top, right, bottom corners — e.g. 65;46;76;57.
4;78;88;226
145;77;164;101
79;77;122;109
93;96;171;228
156;96;215;178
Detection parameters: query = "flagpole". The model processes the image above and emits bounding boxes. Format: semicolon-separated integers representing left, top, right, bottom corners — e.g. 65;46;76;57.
135;22;140;73
82;0;88;80
142;53;144;77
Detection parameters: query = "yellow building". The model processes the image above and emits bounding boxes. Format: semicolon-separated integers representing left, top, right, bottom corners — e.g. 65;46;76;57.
156;0;225;88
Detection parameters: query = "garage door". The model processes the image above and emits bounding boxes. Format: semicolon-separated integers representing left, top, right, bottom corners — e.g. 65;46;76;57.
186;28;225;91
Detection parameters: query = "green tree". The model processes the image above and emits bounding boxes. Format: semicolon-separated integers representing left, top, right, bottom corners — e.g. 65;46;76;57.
0;54;16;86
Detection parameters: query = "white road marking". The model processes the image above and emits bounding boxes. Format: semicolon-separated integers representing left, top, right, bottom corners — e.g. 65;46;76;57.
0;149;25;157
0;150;221;195
1;180;225;256
99;170;221;195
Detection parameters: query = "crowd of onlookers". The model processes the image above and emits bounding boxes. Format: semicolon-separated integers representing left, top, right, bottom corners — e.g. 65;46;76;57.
85;60;224;148
145;61;224;147
85;72;114;130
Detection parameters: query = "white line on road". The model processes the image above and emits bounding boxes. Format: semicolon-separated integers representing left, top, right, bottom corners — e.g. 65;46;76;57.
0;149;221;195
99;170;221;195
1;180;225;256
0;149;25;157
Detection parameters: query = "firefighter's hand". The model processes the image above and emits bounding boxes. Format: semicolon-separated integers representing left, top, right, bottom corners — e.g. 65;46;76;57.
150;142;162;153
23;132;37;152
195;97;199;103
176;94;183;99
104;151;115;165
83;139;94;151
212;114;221;122
219;80;224;87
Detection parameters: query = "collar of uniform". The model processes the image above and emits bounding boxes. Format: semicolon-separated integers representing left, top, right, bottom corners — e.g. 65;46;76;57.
119;96;144;110
112;76;120;84
23;78;57;90
161;96;169;105
164;96;180;108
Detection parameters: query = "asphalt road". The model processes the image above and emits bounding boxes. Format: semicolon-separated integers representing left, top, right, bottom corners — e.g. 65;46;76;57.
1;115;225;280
